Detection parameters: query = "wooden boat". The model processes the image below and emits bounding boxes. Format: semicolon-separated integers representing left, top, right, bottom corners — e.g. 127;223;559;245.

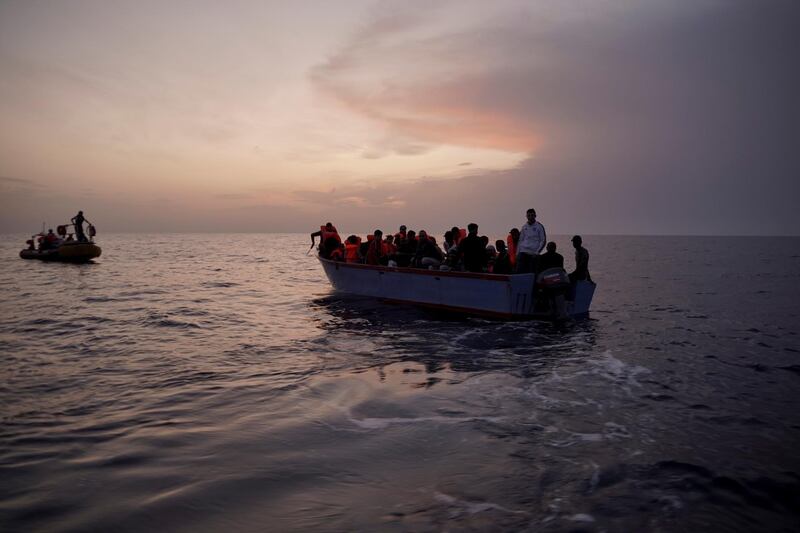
318;257;595;319
20;241;101;263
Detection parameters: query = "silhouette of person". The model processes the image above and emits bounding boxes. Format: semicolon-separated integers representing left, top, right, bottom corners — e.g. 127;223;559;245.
569;235;592;283
72;211;87;242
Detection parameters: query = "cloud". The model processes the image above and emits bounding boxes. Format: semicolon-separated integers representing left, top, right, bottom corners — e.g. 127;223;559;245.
308;0;800;235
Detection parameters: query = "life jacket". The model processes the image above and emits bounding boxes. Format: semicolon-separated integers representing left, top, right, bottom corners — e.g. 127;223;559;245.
344;237;361;262
507;234;518;267
454;228;467;244
320;225;341;244
330;247;344;261
394;230;406;243
365;238;388;265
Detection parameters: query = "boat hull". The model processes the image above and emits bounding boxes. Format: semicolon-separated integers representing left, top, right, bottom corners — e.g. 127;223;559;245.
20;242;102;263
318;257;594;319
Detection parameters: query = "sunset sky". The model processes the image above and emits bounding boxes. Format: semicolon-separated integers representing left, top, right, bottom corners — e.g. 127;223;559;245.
1;0;798;235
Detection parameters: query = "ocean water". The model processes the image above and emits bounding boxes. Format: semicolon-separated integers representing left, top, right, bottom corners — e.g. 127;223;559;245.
1;233;799;532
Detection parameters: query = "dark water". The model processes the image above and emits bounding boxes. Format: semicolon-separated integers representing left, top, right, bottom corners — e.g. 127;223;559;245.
1;234;799;532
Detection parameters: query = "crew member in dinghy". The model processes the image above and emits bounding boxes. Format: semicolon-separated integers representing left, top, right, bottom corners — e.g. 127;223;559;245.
72;211;88;242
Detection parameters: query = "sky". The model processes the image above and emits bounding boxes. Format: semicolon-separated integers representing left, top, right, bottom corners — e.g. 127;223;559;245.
1;0;798;236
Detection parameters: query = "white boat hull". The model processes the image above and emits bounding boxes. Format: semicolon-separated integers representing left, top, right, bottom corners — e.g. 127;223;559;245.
318;257;595;319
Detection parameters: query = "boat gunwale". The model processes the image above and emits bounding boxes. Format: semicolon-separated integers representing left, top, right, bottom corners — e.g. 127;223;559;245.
317;256;530;282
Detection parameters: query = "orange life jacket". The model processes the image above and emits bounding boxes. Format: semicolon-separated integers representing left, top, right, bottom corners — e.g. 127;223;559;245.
454;228;467;244
320;225;341;244
344;237;361;262
507;234;518;267
330;247;344;261
365;238;388;265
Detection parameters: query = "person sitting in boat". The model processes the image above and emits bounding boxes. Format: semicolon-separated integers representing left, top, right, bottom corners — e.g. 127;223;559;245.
311;222;341;251
320;236;342;260
344;235;362;263
442;231;457;254
507;228;520;269
384;234;397;255
42;229;60;250
413;231;445;269
72;211;88;242
569;235;592;284
394;225;407;246
492;240;513;274
459;223;487;273
538;241;564;273
394;229;417;267
26;239;35;251
365;230;389;265
450;226;466;246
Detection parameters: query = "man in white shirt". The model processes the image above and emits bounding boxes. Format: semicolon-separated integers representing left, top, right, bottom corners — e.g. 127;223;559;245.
516;208;546;273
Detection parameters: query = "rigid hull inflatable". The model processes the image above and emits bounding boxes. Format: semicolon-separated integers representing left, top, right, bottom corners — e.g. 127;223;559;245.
318;256;595;319
20;242;102;263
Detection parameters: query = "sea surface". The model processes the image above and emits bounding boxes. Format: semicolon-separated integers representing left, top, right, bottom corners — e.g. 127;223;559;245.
1;233;799;532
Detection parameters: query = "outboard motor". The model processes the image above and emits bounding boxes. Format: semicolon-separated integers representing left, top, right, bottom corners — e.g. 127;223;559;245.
536;267;571;320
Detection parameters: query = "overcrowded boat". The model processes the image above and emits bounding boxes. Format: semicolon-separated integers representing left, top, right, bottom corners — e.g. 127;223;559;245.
312;215;596;320
318;256;595;319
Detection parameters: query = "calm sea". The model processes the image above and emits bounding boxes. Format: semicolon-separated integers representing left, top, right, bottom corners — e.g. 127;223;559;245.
1;234;799;532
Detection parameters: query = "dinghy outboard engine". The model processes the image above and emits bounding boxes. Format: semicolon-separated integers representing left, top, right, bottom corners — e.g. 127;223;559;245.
536;268;571;320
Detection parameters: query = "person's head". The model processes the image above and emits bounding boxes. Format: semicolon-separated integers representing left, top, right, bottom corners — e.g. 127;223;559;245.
78;211;83;216
495;239;506;252
374;229;383;239
486;244;496;256
399;225;407;232
346;235;359;244
526;208;537;223
48;228;53;234
407;230;416;240
510;228;520;238
418;230;427;241
571;235;583;248
480;235;489;246
546;241;557;253
467;223;478;235
325;222;334;230
444;230;453;242
385;234;394;244
450;226;460;235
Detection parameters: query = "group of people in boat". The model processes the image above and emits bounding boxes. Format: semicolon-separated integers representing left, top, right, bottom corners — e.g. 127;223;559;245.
311;208;592;283
26;211;94;251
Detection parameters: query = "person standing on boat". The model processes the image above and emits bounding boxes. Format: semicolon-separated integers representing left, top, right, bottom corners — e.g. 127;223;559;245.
516;208;546;273
72;211;87;242
459;223;487;273
569;235;592;283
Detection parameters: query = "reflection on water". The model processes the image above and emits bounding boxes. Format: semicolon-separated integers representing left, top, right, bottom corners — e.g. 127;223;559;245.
309;294;599;379
0;234;799;532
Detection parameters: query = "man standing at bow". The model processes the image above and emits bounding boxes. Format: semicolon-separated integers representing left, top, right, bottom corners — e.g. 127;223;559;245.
515;208;546;273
